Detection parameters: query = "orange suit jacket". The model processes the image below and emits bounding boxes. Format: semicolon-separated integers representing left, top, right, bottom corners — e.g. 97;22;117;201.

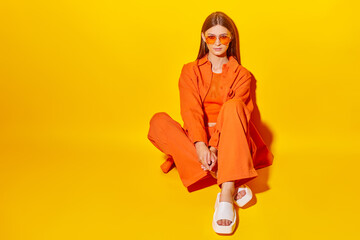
178;53;274;170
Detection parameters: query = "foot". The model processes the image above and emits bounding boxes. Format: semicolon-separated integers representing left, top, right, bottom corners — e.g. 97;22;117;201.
234;189;246;201
217;188;246;226
217;189;235;226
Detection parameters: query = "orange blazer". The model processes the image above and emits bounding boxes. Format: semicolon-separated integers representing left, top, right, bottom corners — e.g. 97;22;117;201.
178;53;273;169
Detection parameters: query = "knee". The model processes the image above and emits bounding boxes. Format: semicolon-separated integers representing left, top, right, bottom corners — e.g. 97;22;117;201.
222;98;246;110
149;112;170;127
148;112;172;140
148;112;167;139
220;99;248;118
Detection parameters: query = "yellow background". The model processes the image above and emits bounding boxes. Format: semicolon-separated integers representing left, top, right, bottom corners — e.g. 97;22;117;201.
1;0;360;239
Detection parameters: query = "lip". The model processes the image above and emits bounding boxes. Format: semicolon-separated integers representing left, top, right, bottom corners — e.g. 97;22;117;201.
214;48;222;51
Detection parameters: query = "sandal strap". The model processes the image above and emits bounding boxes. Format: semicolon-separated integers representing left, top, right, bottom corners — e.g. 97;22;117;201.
216;202;234;221
238;184;248;191
234;184;253;207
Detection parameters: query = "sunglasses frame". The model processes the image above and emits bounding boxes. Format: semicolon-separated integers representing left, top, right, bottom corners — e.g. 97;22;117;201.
205;34;232;45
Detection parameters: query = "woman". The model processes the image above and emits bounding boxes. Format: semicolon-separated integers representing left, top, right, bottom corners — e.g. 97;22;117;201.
147;11;273;234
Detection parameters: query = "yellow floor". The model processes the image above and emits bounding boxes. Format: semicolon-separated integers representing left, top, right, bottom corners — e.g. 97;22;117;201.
0;133;359;239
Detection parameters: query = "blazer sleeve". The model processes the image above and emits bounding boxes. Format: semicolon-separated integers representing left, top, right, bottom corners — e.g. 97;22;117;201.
178;64;208;145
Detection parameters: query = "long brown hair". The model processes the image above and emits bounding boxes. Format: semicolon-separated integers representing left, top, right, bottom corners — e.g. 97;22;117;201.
196;11;241;65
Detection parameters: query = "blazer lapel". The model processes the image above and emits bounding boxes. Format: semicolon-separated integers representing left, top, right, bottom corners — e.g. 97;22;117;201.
193;53;240;103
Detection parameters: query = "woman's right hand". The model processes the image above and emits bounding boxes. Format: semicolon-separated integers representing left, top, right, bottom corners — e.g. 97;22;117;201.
195;141;212;171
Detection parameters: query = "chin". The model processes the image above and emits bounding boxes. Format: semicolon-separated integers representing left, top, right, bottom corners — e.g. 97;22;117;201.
212;50;227;56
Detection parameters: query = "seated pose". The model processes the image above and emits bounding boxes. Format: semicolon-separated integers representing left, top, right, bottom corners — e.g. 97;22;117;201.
147;11;274;234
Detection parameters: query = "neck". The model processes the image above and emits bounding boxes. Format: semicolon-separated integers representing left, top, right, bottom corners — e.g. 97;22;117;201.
207;53;229;72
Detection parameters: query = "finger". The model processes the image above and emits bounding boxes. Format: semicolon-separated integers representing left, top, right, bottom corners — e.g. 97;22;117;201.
203;159;209;170
211;153;218;169
201;159;206;167
203;163;208;170
212;158;217;169
207;154;211;170
208;158;213;171
212;152;217;161
209;155;215;170
213;150;218;157
212;152;217;160
210;153;215;163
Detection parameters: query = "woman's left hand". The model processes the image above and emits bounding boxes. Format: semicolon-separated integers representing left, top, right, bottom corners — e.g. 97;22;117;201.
200;146;217;171
201;147;217;171
208;146;218;171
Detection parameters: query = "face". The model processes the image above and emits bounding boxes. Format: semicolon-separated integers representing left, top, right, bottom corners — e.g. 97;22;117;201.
201;25;232;57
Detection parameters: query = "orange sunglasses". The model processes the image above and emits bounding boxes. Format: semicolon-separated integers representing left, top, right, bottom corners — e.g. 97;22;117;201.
205;34;232;45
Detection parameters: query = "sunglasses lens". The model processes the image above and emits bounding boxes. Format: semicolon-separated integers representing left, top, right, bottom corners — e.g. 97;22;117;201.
220;36;230;45
205;36;216;44
205;36;231;45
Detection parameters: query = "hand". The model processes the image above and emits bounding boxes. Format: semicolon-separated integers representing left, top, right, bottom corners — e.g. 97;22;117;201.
195;141;211;171
208;146;218;171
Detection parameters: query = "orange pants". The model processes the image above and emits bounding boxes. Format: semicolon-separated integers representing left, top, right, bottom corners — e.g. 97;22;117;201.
147;99;259;192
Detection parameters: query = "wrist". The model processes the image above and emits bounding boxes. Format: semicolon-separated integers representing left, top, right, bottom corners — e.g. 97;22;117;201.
209;146;218;152
195;141;206;147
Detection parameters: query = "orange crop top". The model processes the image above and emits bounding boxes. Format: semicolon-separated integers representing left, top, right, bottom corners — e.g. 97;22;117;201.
203;72;226;124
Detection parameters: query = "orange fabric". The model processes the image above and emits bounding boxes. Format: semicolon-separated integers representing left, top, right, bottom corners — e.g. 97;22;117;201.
203;72;225;124
178;53;255;147
147;53;274;192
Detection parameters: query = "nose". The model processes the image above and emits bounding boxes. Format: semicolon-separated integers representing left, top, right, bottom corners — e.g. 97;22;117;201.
215;37;221;45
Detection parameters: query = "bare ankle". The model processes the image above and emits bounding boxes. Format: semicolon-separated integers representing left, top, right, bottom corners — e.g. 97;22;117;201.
221;182;235;195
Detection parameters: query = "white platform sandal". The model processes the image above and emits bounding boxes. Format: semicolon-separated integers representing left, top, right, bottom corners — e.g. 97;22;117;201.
234;184;253;207
212;192;236;234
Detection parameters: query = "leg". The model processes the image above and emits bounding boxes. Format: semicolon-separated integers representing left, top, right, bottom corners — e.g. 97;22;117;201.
147;112;212;188
216;98;259;190
214;99;258;226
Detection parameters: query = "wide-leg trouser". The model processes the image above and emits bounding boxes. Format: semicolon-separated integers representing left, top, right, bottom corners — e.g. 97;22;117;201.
147;98;259;191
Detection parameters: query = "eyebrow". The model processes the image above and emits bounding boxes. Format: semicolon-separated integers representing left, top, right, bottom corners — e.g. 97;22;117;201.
207;33;229;36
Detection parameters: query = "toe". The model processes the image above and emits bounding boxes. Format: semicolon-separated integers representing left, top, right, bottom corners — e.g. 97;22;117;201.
240;190;246;197
235;190;246;200
217;219;232;226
